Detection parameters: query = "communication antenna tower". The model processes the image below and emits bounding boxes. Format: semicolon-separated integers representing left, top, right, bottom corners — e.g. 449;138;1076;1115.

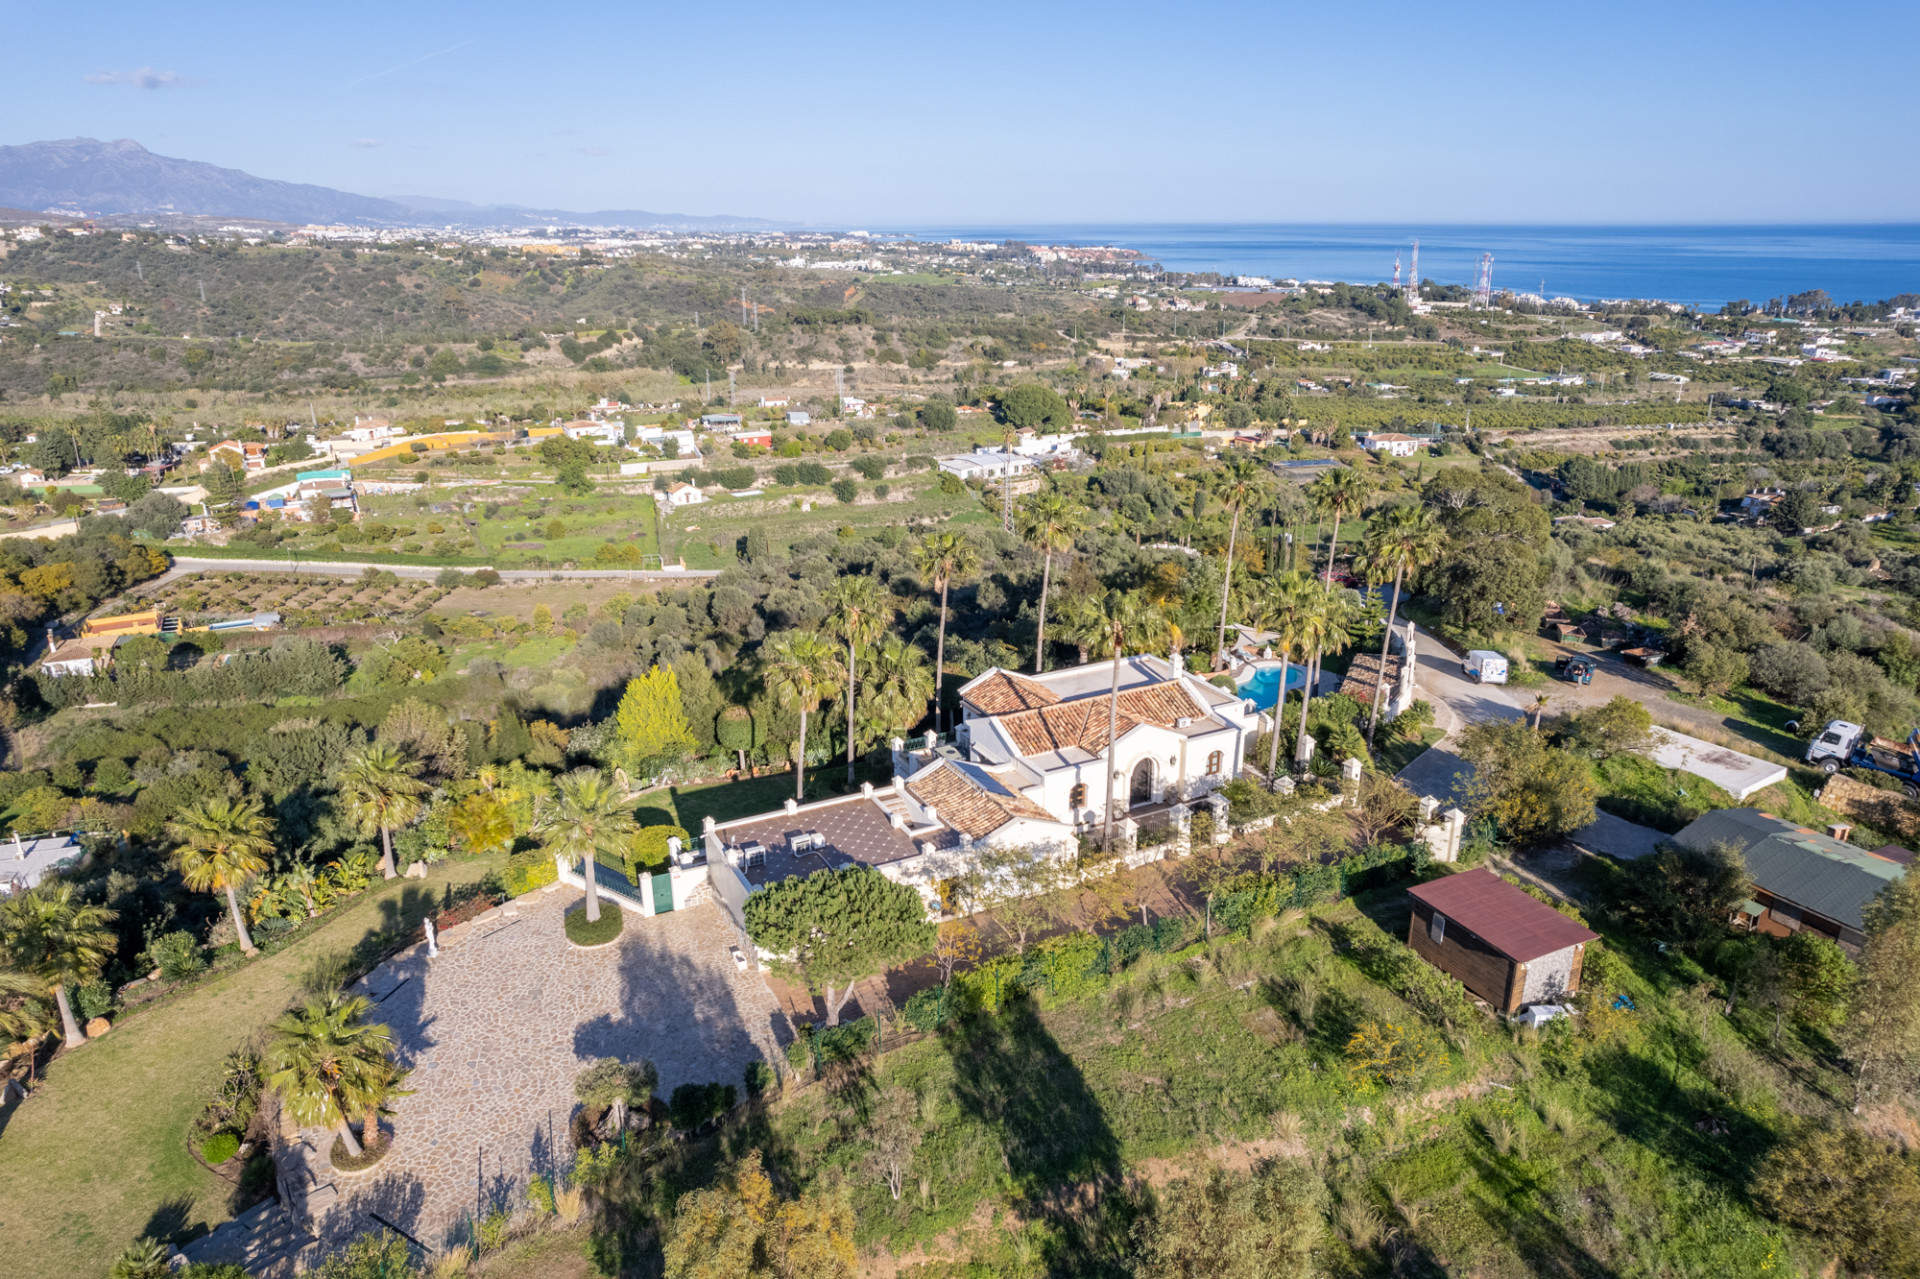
1409;240;1419;297
1393;255;1401;288
1475;254;1494;307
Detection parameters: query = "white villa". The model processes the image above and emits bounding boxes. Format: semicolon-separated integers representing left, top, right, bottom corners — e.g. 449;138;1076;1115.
699;653;1261;928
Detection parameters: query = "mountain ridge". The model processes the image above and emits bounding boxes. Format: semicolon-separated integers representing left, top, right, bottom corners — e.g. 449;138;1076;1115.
0;138;779;230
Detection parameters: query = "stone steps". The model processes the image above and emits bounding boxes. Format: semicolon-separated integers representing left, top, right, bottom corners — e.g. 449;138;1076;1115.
179;1201;317;1276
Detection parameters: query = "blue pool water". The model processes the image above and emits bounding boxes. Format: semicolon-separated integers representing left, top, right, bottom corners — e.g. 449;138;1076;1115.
1236;664;1307;710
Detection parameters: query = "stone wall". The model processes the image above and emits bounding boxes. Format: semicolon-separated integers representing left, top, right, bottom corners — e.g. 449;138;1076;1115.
1815;774;1920;841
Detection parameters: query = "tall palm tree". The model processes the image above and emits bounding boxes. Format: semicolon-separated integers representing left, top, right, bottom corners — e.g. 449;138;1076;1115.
0;966;54;1044
764;629;843;802
1250;571;1316;785
266;992;407;1159
860;634;937;744
336;744;427;880
825;574;892;786
1016;492;1087;674
0;882;117;1047
168;795;276;956
1353;504;1447;745
1210;457;1264;664
1307;467;1371;587
534;767;639;925
1092;590;1172;850
911;532;979;732
1292;588;1361;772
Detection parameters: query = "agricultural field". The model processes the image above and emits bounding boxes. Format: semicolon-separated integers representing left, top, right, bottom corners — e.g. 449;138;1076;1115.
665;477;987;568
351;487;664;567
133;570;447;626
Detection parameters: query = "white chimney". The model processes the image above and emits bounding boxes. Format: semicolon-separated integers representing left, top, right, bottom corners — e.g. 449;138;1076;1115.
861;781;873;797
783;798;798;815
890;811;905;830
924;804;939;825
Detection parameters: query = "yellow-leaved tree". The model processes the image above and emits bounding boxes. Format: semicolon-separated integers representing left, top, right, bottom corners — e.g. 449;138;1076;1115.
663;1149;855;1279
613;665;697;778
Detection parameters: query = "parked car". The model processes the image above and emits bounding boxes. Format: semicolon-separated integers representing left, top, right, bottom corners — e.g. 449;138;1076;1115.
1555;655;1594;685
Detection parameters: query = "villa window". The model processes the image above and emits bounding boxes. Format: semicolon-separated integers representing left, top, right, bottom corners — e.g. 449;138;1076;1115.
1069;782;1088;808
1206;750;1223;776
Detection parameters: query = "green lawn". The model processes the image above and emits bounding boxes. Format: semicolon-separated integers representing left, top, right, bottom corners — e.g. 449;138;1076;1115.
1591;753;1736;833
0;855;504;1277
630;770;844;832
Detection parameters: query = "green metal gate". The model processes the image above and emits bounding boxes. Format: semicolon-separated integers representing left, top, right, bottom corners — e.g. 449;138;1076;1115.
651;870;674;913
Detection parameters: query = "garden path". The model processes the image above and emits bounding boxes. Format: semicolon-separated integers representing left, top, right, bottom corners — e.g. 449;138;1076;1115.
282;886;786;1257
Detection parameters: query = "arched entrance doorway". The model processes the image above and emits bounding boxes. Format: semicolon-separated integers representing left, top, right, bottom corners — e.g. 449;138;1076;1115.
1129;759;1155;807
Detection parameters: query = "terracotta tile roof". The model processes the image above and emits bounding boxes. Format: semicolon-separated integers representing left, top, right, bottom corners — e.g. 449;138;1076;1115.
906;761;1062;840
1338;653;1402;703
997;681;1207;757
1408;868;1598;963
961;670;1061;715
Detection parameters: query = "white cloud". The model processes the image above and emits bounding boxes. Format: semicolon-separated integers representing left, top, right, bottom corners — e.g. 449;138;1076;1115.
85;67;190;89
577;147;609;157
350;138;382;149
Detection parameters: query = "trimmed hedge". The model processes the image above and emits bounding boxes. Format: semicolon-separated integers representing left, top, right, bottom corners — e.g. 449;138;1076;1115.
502;848;558;896
565;903;624;947
632;824;690;874
201;1131;240;1165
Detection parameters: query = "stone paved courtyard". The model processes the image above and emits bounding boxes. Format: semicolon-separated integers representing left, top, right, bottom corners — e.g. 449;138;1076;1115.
286;886;785;1251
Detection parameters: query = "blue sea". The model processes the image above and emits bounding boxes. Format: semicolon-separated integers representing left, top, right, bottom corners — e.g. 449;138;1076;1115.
880;223;1920;312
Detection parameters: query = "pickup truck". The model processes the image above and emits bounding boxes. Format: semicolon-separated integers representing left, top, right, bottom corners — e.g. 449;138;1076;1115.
1806;719;1920;796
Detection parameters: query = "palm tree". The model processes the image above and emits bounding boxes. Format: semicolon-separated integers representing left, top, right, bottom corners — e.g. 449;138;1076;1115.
1307;467;1371;587
336;744;427;880
1017;492;1087;674
0;965;56;1044
911;532;979;732
1531;692;1552;732
1291;588;1360;773
825;574;893;787
266;992;407;1159
448;791;514;858
1210;458;1264;665
281;862;322;918
1250;571;1316;785
1092;590;1172;850
1353;504;1447;745
0;882;117;1047
860;634;937;744
1053;591;1108;666
534;767;639;925
168;795;276;956
763;629;843;802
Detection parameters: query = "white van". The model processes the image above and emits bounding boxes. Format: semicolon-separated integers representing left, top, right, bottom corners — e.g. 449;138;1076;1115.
1462;650;1509;684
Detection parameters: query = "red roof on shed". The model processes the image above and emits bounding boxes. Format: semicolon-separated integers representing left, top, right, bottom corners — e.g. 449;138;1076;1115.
1407;867;1598;963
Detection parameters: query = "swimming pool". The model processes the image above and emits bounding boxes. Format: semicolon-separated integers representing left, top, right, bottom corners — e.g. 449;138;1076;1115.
1235;663;1307;710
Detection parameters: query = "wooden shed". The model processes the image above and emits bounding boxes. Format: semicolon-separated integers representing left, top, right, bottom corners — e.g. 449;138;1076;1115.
1406;868;1599;1013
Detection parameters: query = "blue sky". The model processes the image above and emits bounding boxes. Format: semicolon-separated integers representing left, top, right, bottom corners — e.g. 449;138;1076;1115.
10;0;1918;225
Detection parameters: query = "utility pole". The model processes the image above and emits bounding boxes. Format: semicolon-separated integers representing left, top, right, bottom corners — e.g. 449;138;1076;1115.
198;280;206;303
1002;427;1014;532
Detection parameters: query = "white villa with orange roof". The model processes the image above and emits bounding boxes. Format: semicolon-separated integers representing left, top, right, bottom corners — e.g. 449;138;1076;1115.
699;653;1262;925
